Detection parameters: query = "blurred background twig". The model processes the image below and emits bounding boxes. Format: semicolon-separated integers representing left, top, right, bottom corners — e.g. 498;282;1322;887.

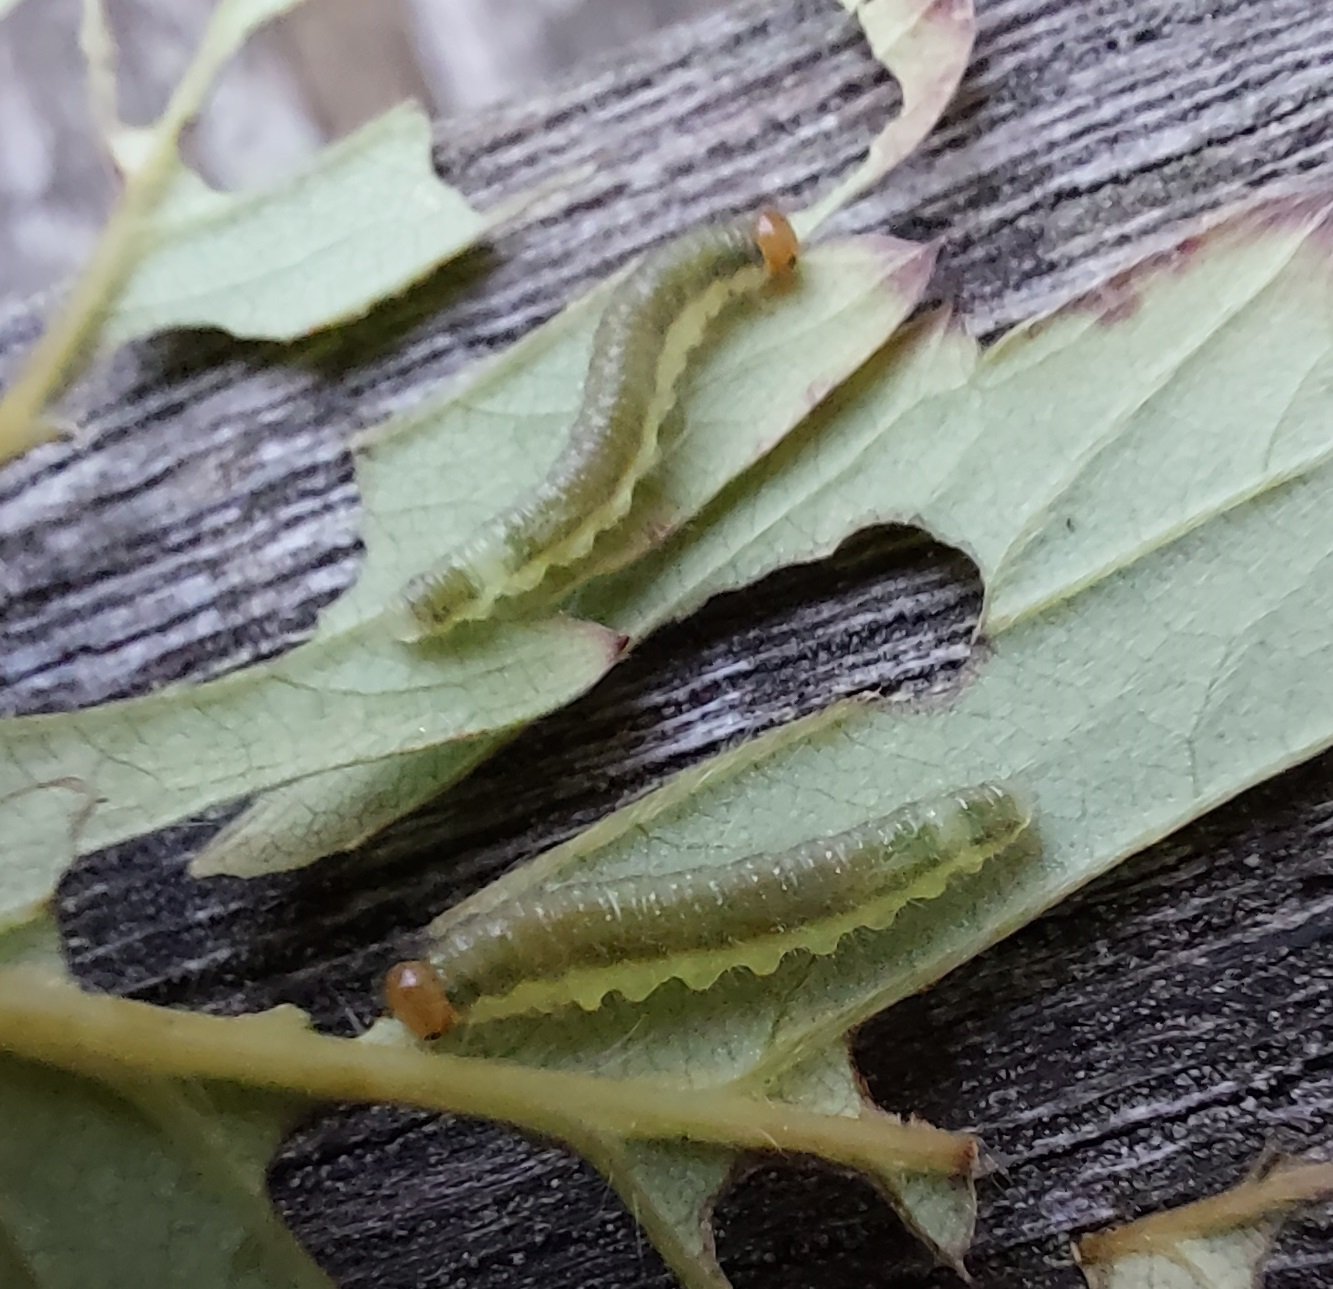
0;0;723;299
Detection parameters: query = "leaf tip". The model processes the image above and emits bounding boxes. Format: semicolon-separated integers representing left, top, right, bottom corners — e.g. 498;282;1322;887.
933;0;977;38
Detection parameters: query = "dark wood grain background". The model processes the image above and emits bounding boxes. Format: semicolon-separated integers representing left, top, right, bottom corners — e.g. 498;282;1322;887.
2;0;1332;1285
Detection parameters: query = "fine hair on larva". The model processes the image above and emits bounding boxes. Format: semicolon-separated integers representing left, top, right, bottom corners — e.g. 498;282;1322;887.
397;208;800;639
384;782;1029;1039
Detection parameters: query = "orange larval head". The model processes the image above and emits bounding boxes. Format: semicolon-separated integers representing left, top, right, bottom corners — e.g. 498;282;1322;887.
384;959;458;1040
753;208;799;276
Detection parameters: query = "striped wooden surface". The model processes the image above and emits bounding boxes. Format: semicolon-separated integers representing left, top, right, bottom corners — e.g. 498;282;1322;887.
2;0;1333;1285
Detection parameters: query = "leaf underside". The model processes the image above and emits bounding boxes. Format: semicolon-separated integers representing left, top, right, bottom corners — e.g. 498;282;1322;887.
5;1;1331;1285
191;235;936;878
0;914;325;1289
190;0;981;882
419;198;1333;1286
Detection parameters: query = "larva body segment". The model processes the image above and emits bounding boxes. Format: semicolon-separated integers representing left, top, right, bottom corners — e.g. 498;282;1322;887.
399;209;798;638
388;784;1028;1038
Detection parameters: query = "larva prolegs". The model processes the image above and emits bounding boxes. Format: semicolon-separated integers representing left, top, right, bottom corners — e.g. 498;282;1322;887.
385;783;1030;1039
397;208;799;640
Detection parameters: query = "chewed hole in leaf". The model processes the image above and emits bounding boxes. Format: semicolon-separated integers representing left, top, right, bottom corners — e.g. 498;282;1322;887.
713;1159;940;1287
421;523;986;895
624;521;984;707
264;1089;953;1289
56;524;985;1033
268;1104;671;1283
397;524;984;875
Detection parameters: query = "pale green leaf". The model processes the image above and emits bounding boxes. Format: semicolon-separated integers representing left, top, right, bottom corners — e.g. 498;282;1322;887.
81;0;508;345
101;103;501;344
0;918;327;1289
0;969;976;1276
798;0;976;233
194;235;937;877
417;200;1333;1274
1074;1158;1333;1289
0;1059;326;1289
0;0;510;462
0;615;621;920
81;0;516;344
323;236;935;633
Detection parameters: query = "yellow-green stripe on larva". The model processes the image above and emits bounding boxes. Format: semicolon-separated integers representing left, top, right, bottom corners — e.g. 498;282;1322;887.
397;209;800;638
385;783;1029;1039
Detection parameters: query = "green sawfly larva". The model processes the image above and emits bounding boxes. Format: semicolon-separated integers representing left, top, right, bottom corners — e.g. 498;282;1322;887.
398;208;800;638
385;783;1028;1039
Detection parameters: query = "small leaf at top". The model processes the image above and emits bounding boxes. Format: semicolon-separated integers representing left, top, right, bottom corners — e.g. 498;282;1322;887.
0;0;523;462
101;103;506;345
